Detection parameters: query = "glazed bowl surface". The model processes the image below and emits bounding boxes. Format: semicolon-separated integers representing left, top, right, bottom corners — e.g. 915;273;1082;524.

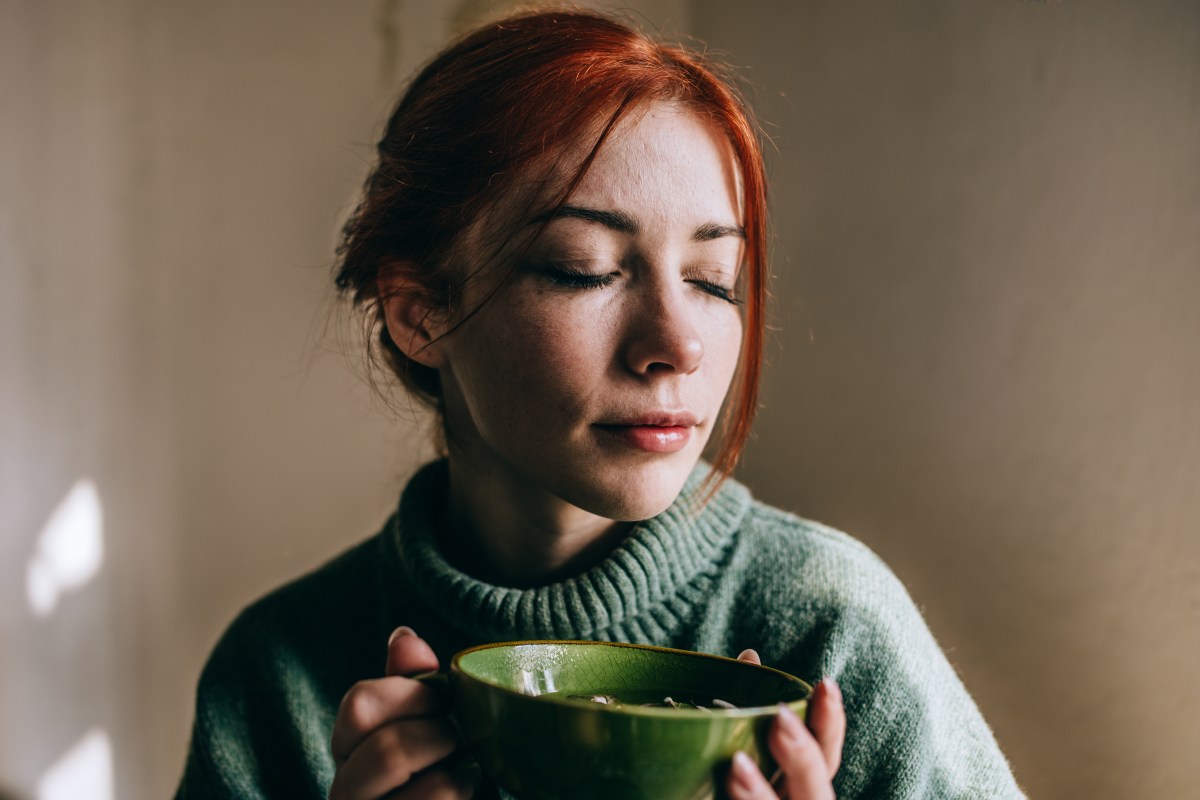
448;640;811;800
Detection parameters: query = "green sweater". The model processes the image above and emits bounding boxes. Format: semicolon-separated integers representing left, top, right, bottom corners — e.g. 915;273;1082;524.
175;461;1023;798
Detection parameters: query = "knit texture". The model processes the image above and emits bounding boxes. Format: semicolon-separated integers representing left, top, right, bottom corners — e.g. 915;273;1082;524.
175;461;1023;799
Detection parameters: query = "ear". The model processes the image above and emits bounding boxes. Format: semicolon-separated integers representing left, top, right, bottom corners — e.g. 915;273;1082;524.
378;267;449;370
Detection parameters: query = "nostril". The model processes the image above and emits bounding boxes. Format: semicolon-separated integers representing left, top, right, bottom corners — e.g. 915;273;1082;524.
627;332;704;376
622;295;706;375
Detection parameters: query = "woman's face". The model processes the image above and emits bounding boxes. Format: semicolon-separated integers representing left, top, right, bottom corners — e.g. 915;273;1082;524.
437;102;745;521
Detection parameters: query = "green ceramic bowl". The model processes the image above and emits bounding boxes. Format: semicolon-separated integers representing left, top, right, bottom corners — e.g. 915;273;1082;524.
446;640;811;800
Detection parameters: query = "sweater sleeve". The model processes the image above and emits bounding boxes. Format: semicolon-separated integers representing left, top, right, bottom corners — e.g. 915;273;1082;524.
173;607;340;800
793;531;1025;799
725;508;1023;799
173;627;272;800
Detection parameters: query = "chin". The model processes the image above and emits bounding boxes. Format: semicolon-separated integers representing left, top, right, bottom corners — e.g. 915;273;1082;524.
561;457;696;522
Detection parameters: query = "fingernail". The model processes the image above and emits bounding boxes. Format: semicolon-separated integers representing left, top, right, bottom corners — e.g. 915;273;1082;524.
730;750;757;793
388;625;416;645
777;702;804;738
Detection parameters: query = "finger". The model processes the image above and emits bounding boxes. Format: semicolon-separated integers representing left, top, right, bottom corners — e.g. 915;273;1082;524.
771;703;834;800
328;716;458;800
331;677;448;764
807;679;845;778
386;764;477;800
385;626;440;677
737;648;762;665
725;750;778;800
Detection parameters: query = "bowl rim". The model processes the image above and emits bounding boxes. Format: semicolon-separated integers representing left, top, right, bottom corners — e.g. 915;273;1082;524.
449;639;812;718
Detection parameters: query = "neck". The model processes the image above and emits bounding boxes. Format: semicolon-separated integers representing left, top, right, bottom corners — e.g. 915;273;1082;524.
441;455;632;588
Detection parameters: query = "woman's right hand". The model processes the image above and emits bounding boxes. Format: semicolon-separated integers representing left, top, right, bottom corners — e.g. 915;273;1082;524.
329;627;474;799
729;649;844;800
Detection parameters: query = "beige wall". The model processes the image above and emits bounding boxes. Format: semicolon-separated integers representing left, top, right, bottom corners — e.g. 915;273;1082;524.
1;0;1195;798
692;0;1199;797
1;1;684;799
1;1;421;796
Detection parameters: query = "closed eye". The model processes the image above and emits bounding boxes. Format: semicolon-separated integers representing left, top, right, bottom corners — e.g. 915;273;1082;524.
543;265;618;290
688;279;741;305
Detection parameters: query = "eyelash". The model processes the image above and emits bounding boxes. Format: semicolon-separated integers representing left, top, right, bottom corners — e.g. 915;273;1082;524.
691;280;741;305
543;267;741;306
544;266;616;290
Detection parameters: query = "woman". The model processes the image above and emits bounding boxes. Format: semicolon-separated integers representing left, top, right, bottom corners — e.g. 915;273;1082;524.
175;9;1022;800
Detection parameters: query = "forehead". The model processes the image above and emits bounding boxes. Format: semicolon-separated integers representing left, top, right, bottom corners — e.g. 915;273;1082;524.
462;102;744;264
564;102;744;226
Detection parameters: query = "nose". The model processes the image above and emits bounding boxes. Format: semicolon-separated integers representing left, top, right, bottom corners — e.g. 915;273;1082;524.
622;282;704;376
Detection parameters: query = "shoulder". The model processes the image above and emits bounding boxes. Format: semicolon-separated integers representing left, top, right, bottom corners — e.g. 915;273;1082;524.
740;501;878;559
733;500;912;613
200;531;388;686
732;500;952;679
178;532;391;795
187;527;396;744
730;502;1024;798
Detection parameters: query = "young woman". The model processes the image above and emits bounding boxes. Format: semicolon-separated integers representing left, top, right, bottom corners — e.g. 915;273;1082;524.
175;9;1022;800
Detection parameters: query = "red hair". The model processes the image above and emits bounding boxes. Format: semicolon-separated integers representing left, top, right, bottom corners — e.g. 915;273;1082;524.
335;8;767;485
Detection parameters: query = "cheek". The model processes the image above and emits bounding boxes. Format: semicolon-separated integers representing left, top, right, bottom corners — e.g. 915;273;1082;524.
457;296;607;419
703;310;744;395
519;306;597;377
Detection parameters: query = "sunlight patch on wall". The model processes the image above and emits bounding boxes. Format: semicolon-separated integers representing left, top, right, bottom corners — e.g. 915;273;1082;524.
26;479;105;618
36;728;114;800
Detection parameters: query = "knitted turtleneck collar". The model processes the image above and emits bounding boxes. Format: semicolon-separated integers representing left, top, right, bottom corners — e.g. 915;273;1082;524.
389;459;752;641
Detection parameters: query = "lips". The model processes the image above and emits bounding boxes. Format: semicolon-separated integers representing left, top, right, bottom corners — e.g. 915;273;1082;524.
594;411;699;454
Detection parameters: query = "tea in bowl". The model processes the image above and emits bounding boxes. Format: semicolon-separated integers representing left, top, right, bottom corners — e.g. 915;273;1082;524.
445;640;811;800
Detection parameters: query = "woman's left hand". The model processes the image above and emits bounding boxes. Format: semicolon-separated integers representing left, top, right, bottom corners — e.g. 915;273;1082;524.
728;649;845;800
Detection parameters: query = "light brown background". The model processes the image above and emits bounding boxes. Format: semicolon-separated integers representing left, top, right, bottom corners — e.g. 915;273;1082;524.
2;1;1196;798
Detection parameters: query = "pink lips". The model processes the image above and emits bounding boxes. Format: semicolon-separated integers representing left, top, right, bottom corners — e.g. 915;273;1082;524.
595;412;699;454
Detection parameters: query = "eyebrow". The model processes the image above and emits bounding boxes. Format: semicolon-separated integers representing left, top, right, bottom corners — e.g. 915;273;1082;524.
533;205;638;234
533;205;745;242
692;221;746;242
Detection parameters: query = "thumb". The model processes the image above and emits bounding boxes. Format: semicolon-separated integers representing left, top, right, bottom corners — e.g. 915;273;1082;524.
736;648;762;665
384;626;441;677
